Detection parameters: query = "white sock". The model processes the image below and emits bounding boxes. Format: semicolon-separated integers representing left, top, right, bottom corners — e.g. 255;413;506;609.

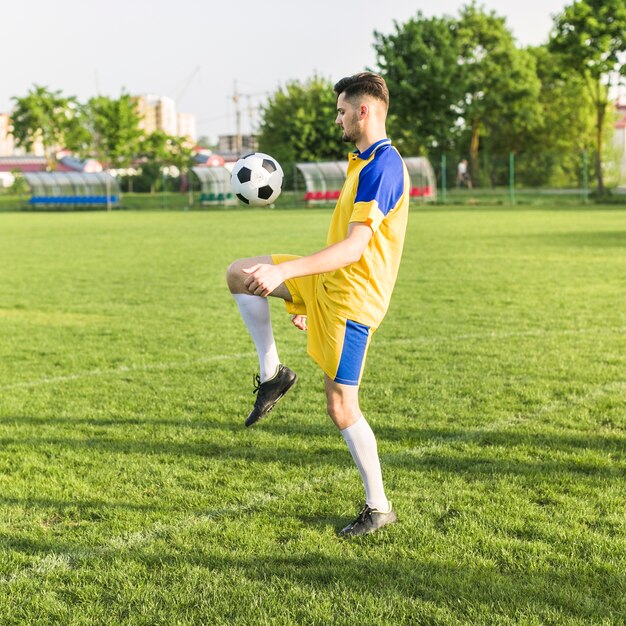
341;416;390;512
233;293;280;382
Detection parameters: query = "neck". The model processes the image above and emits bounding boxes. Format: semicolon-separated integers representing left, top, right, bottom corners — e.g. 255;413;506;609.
355;127;387;153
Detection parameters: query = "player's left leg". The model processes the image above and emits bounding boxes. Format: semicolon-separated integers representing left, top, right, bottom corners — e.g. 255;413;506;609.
325;376;397;537
226;255;297;427
227;255;289;382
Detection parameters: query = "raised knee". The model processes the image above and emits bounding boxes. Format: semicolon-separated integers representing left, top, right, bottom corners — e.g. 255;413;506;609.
226;260;245;293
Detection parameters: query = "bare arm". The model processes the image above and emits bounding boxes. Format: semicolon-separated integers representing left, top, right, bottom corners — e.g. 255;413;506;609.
243;222;373;297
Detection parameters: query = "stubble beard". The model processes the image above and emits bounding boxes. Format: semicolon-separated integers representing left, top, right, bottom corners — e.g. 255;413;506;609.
341;113;360;144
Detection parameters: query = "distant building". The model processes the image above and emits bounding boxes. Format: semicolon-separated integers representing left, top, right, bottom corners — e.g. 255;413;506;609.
217;134;258;160
0;154;99;188
177;112;197;142
156;96;177;136
134;94;196;139
0;114;14;157
193;147;225;167
135;96;159;135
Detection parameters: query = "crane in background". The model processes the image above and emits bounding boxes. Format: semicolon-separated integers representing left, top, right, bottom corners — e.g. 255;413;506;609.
175;66;201;106
232;81;268;156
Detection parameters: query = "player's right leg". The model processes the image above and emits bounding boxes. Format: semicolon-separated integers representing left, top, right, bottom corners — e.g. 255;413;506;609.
226;255;297;427
311;313;395;537
325;376;396;537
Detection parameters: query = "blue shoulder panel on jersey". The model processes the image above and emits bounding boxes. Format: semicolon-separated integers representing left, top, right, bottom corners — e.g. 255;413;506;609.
354;144;405;217
357;138;390;160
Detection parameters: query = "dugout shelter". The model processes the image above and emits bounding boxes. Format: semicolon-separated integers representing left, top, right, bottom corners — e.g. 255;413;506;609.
191;166;237;206
23;172;121;209
295;156;437;205
295;161;348;204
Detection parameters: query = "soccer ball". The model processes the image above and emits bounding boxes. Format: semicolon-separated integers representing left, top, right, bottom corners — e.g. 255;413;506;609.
230;152;284;206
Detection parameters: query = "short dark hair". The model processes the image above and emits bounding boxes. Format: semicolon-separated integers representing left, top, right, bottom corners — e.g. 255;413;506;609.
333;72;389;109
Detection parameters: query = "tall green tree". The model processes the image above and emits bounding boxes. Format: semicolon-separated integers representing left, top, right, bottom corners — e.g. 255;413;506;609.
85;93;144;168
373;4;543;185
549;0;626;193
525;45;595;187
258;75;345;181
456;3;543;183
11;85;86;170
373;12;464;157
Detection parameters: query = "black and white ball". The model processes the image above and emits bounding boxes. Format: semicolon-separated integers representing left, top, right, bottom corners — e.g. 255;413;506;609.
230;152;284;206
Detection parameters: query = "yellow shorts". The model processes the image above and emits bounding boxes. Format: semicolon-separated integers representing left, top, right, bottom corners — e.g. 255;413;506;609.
272;254;373;386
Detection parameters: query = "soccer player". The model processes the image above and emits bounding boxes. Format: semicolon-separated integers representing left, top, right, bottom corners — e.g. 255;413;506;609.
226;72;409;537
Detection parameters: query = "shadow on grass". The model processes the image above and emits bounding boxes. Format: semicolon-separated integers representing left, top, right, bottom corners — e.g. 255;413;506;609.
0;495;159;514
1;447;623;623
130;546;625;622
515;230;626;248
0;413;623;477
0;412;333;439
376;422;626;456
3;533;623;622
0;431;346;470
0;413;244;431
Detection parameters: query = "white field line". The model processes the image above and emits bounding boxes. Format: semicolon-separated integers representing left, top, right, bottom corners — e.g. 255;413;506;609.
0;553;73;585
2;325;624;393
0;470;351;586
103;470;349;554
2;374;624;584
3;377;623;585
0;352;254;391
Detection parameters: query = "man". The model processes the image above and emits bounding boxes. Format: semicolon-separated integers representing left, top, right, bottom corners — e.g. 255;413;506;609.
457;158;472;189
226;72;409;537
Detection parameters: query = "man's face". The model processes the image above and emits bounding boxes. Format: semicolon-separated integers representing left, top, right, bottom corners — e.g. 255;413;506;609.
335;93;361;144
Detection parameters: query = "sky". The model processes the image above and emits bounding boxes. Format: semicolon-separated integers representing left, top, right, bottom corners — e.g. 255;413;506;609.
0;0;572;143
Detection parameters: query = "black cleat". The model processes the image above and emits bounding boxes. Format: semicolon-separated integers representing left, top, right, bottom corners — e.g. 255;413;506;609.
245;365;298;427
338;503;397;537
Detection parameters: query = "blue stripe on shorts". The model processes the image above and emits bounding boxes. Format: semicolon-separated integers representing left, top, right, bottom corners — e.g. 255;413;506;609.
334;319;370;386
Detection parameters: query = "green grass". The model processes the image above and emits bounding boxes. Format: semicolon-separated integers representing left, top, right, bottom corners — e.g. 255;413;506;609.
0;205;624;625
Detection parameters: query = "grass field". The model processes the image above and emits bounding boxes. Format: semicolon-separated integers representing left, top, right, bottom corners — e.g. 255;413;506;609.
0;204;624;625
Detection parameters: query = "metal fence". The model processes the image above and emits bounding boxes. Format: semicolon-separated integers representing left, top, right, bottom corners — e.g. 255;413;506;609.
435;149;626;205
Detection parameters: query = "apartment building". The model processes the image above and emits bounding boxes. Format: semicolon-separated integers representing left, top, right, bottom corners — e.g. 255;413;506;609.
0;114;14;157
135;94;196;141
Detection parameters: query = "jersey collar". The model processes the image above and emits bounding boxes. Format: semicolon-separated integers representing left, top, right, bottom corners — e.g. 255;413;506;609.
354;138;391;160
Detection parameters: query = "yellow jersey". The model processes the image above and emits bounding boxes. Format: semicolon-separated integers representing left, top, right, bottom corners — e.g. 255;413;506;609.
321;138;409;329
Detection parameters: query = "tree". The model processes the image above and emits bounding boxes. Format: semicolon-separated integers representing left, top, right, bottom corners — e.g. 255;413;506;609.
11;85;86;170
258;75;345;183
456;3;543;184
373;4;543;185
136;131;194;193
524;45;595;187
549;0;626;193
373;12;465;157
85;93;144;168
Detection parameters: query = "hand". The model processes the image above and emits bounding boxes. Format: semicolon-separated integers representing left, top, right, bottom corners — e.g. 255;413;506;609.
291;314;307;331
242;263;285;297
